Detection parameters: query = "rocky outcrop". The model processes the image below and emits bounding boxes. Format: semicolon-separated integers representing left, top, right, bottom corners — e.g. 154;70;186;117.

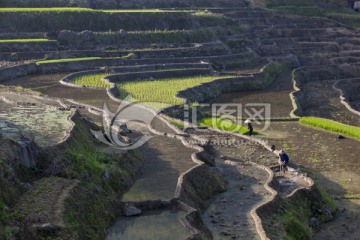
16;139;38;168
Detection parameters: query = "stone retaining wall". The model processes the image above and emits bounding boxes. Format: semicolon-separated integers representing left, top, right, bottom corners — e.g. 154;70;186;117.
0;41;59;52
0;52;251;82
0;63;39;82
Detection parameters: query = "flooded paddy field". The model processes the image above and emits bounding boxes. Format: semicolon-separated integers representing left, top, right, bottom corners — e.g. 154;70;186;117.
107;209;191;240
0;91;73;146
208;72;294;118
2;73;119;112
121;134;196;201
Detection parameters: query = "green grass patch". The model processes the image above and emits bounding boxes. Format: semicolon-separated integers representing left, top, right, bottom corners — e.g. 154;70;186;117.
36;53;134;65
299;117;360;140
71;73;112;88
299;168;337;211
199;117;258;135
263;197;314;240
343;193;360;199
0;38;53;43
36;57;101;65
0;7;95;12
116;75;233;109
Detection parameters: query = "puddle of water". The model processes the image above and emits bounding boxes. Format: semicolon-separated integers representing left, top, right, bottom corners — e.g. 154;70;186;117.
106;210;191;240
0;99;73;147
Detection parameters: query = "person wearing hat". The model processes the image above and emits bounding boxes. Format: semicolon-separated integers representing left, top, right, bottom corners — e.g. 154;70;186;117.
245;119;253;137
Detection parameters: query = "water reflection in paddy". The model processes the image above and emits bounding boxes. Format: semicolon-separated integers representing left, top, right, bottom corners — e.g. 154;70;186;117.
106;210;191;240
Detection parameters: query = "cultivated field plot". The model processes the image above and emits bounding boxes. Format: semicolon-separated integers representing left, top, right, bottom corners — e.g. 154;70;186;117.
116;75;233;108
1;0;360;240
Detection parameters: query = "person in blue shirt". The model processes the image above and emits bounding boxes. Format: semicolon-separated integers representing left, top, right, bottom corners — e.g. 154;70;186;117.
278;149;289;174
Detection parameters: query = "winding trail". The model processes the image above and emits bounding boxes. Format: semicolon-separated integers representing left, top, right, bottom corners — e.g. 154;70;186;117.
186;129;275;239
202;159;269;240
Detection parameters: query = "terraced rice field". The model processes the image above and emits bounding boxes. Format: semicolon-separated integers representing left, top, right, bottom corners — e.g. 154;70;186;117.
116;75;233;108
71;73;112;88
299;117;360;140
199;117;256;135
2;0;360;239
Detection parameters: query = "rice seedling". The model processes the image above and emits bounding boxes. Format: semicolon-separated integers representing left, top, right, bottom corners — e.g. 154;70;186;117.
71;73;112;88
116;75;232;108
299;117;360;140
0;38;52;42
199;117;258;135
0;8;95;12
36;57;101;65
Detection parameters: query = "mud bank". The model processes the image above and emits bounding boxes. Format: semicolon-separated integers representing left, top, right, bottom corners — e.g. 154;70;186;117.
256;178;334;240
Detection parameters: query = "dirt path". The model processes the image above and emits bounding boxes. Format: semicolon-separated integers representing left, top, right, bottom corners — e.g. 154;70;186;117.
202;159;269;240
185;129;275;239
15;177;79;225
53;180;79;226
